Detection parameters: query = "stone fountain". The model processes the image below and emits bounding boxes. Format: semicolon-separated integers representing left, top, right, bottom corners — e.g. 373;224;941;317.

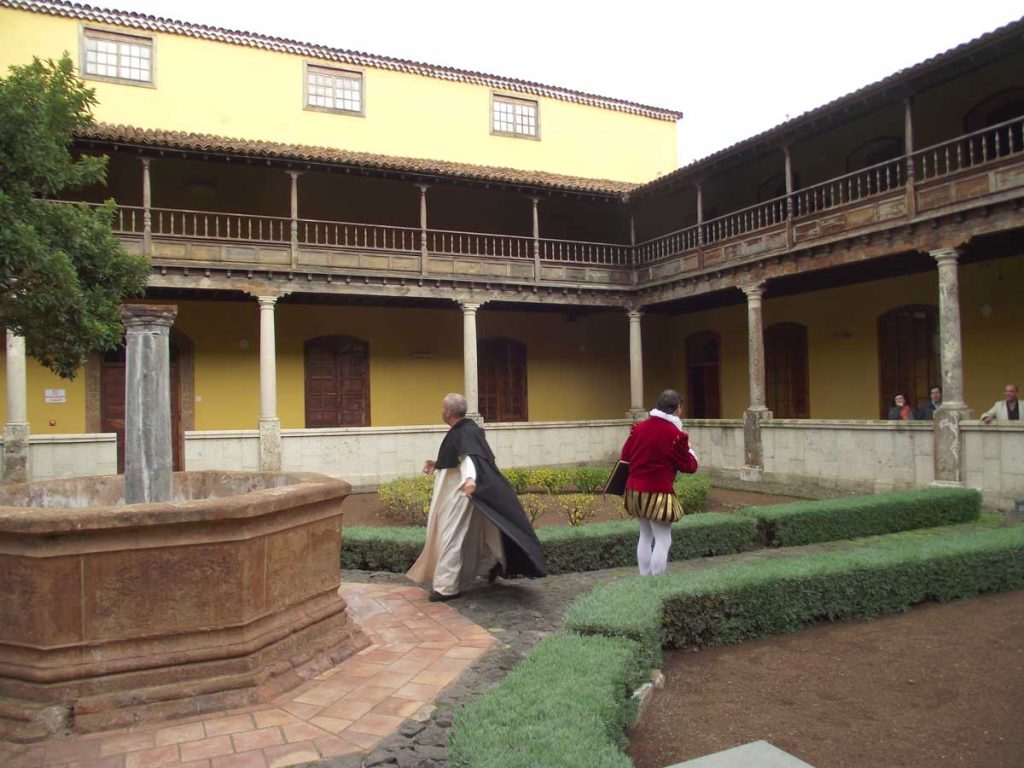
0;305;366;741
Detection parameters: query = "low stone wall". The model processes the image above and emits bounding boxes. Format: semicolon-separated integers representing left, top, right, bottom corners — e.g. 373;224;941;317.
186;420;631;488
962;423;1024;511
0;434;117;482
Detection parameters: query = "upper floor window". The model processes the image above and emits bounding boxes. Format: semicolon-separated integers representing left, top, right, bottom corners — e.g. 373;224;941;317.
492;94;538;139
82;28;153;85
305;64;363;116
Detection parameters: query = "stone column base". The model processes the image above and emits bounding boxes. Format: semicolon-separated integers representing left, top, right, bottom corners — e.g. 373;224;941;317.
740;465;764;483
743;407;772;469
626;408;648;422
259;417;282;472
3;422;30;484
933;405;972;484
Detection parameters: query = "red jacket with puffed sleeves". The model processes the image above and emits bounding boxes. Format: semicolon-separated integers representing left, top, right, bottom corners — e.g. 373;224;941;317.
619;415;699;494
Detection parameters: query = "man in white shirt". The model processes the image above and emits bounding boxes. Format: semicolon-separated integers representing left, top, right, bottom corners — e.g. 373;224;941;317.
981;384;1021;423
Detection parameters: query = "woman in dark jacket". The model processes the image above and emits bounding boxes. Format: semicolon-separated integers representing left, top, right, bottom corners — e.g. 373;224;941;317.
619;389;699;575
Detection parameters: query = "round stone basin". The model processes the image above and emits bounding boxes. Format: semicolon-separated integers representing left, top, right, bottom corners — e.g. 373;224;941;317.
0;471;367;742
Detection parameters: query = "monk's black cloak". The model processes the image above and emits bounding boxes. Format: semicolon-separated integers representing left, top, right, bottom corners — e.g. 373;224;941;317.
435;418;546;578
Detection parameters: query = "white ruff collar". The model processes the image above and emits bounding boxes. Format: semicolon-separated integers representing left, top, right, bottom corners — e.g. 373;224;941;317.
649;408;682;430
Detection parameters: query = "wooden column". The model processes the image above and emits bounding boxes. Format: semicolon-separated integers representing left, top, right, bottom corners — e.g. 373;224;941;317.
287;171;301;269
784;146;795;247
419;184;430;276
141;157;152;257
904;97;917;217
532;196;541;284
696;181;705;269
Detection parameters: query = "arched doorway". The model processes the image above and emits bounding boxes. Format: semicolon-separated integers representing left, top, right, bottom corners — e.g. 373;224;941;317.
304;336;370;427
765;322;809;418
877;305;939;419
479;338;528;423
685;331;721;418
97;329;192;474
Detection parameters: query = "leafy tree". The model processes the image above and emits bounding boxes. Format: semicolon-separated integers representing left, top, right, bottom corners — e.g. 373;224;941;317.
0;54;149;378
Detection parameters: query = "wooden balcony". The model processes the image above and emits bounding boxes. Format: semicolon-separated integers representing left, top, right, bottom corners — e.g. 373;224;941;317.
59;116;1024;303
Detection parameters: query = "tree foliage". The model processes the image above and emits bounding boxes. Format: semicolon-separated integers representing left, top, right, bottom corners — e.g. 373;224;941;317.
0;54;149;378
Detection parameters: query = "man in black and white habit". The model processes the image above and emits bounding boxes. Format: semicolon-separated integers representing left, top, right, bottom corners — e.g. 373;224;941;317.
406;393;546;601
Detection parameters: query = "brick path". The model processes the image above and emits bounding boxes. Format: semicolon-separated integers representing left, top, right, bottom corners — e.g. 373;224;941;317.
0;583;494;768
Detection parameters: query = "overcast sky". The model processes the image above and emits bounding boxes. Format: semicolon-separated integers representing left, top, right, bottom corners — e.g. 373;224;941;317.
103;0;1022;167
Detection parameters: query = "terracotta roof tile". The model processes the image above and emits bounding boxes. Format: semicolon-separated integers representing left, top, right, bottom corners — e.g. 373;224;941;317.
3;0;683;121
77;123;639;195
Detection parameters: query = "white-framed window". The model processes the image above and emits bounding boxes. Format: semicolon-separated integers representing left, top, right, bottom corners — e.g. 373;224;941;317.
492;94;539;139
81;27;153;85
305;64;364;116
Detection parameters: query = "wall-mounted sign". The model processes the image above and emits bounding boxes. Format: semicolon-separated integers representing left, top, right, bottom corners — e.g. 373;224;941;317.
44;388;66;404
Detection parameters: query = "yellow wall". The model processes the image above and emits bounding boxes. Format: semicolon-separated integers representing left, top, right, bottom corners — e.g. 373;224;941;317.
668;255;1024;420
1;256;1020;433
0;7;677;183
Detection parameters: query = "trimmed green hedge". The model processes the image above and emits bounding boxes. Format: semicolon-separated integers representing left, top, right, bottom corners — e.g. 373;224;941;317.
741;487;981;547
341;512;757;574
565;524;1024;667
448;634;645;768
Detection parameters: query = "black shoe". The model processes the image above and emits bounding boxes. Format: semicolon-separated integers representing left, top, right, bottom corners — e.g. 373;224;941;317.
487;563;503;584
429;590;460;602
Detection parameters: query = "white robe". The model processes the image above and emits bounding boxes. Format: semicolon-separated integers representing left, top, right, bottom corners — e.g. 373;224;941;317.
406;455;505;596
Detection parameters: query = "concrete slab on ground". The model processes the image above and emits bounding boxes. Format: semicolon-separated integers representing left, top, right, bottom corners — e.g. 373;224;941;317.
665;739;815;768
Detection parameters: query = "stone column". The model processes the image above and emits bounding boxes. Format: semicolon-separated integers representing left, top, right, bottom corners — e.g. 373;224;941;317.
141;157;152;257
3;331;30;483
627;309;646;420
460;301;483;421
258;296;282;472
930;248;972;485
121;304;177;504
287;171;301;269
741;283;772;479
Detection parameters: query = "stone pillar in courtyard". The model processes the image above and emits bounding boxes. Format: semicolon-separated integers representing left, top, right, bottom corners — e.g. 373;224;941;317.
122;304;176;504
3;330;30;483
258;296;283;471
460;301;483;421
741;283;772;481
930;247;972;485
627;308;647;420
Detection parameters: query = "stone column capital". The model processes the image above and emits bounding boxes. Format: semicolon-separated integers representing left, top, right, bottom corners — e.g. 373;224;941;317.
285;170;303;180
417;183;431;194
120;304;177;330
140;156;151;168
741;282;765;301
930;247;962;266
458;300;485;314
627;308;644;322
257;295;279;309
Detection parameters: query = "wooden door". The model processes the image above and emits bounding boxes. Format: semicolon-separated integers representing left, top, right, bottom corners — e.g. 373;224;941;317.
304;336;370;427
479;338;528;422
877;305;939;419
766;323;809;418
686;331;721;418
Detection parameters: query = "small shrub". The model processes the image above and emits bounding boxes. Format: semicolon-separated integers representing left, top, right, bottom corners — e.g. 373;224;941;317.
571;466;611;494
528;467;563;495
560;493;597;527
675;473;711;513
502;467;530;494
520;494;548;527
377;475;433;526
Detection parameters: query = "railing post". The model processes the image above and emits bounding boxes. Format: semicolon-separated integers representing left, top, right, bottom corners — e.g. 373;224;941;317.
287;171;301;269
419;184;430;276
532;196;541;283
904;97;917;218
141;157;152;257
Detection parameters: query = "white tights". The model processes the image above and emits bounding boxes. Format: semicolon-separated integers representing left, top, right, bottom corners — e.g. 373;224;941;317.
637;518;672;576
